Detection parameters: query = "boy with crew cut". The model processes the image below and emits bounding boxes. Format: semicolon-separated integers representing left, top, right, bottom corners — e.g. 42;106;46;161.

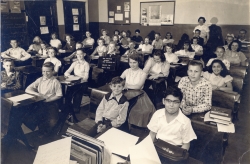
148;86;197;150
25;62;62;137
178;60;212;115
95;77;129;133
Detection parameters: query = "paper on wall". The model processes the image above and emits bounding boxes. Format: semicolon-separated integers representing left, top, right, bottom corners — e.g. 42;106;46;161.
109;18;114;23
73;24;79;31
40;26;49;34
72;8;79;15
115;13;123;21
125;12;129;18
109;11;114;16
33;137;72;164
129;135;161;164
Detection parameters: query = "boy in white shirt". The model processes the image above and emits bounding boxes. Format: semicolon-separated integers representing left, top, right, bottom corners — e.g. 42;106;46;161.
148;86;197;150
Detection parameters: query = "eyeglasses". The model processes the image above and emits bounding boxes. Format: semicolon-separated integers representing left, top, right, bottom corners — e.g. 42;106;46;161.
164;99;180;105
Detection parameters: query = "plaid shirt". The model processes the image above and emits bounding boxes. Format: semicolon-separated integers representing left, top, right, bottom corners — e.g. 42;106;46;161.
1;70;22;90
178;76;212;113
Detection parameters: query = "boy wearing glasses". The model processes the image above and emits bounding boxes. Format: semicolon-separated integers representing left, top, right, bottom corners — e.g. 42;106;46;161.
148;86;196;150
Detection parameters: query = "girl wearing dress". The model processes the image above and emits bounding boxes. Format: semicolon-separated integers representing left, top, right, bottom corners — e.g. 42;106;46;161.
100;29;111;45
59;34;76;57
175;41;195;59
224;40;247;66
90;38;107;62
164;43;179;63
120;53;156;128
82;31;95;47
163;32;174;45
44;47;62;75
203;59;233;92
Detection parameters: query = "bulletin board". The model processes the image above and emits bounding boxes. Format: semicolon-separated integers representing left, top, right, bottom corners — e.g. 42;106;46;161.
108;0;130;25
140;1;175;26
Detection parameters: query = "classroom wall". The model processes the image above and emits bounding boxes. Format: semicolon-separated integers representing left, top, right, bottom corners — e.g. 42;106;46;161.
89;0;250;43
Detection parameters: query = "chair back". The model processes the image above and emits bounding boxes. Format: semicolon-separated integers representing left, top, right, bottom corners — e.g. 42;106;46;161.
232;77;244;94
212;90;236;110
1;97;13;136
229;66;247;79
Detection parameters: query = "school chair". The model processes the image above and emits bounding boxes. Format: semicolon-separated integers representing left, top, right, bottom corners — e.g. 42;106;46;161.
229;66;248;79
1;97;13;137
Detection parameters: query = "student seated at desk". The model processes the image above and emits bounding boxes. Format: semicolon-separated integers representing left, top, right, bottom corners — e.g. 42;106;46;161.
152;32;163;50
64;48;90;123
82;31;95;47
25;62;63;137
206;46;230;70
191;29;204;47
223;34;234;51
136;37;153;57
203;59;233;92
175;41;195;59
27;36;43;55
1;39;31;65
191;37;203;57
164;43;179;63
120;53;156;128
163;32;175;45
44;47;62;75
50;32;62;49
90;38;107;61
36;42;48;58
1;59;22;93
58;34;76;55
124;42;137;57
148;86;197;150
100;29;111;45
95;77;129;133
131;29;143;48
224;40;247;66
64;42;84;62
178;60;212;115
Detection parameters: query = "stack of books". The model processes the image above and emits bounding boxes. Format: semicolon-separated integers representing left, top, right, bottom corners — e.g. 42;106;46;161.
62;125;111;164
204;107;232;126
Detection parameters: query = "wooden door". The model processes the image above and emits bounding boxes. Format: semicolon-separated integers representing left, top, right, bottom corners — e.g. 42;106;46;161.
63;1;86;42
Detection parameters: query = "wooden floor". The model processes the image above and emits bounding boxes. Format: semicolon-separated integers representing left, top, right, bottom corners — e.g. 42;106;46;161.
2;71;250;164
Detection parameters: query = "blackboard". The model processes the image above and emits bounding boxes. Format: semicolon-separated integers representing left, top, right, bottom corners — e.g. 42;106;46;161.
98;57;117;71
1;13;28;51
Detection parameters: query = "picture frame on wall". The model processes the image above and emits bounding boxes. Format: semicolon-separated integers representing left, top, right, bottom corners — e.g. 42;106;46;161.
140;1;175;26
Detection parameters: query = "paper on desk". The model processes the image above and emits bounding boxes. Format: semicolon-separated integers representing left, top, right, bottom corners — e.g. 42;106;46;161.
33;137;72;164
69;160;77;164
111;154;126;164
97;128;139;157
66;75;81;81
8;94;34;102
217;123;235;133
129;135;161;164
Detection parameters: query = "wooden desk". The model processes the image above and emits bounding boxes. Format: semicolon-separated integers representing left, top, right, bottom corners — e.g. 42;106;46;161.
31;56;46;67
189;112;227;164
15;65;42;89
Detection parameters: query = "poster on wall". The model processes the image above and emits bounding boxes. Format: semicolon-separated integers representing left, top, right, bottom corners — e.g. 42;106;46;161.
1;1;9;13
9;1;21;13
40;26;49;34
109;11;114;16
124;2;130;11
161;14;173;25
73;24;79;31
109;18;114;23
72;8;79;15
141;8;148;26
73;16;78;23
148;5;161;26
115;13;123;21
40;16;46;25
117;6;121;12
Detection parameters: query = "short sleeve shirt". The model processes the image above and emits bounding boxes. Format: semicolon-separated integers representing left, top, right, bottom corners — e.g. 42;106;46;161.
193;24;210;39
224;51;247;66
139;44;153;53
121;68;147;88
164;53;179;63
147;109;197;146
44;57;62;71
203;72;233;87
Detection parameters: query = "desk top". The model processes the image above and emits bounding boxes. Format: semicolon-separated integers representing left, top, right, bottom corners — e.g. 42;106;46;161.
15;65;42;74
2;90;45;107
96;84;144;101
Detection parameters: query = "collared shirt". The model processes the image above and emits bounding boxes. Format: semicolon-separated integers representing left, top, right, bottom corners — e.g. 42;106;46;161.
44;57;62;71
121;68;147;89
28;44;41;52
64;60;90;82
191;44;203;53
206;58;230;70
203;72;233;87
143;57;170;77
95;93;129;127
27;76;62;98
1;70;22;90
152;39;163;50
147;109;197;146
50;39;62;49
178;76;212;113
132;35;143;43
82;37;95;46
224;50;247;66
193;24;210;39
138;44;153;53
175;50;195;59
163;38;175;44
96;45;107;56
164;53;179;63
1;47;31;60
63;41;76;53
